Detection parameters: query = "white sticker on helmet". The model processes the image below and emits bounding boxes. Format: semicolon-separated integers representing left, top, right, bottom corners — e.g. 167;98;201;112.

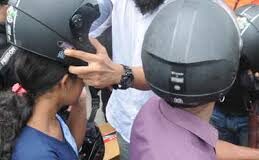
173;98;184;104
239;13;259;36
6;6;18;44
171;71;184;84
56;41;75;60
0;46;17;69
6;6;16;24
237;16;250;31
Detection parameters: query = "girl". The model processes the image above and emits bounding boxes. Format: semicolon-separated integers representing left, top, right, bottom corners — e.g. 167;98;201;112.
0;47;87;160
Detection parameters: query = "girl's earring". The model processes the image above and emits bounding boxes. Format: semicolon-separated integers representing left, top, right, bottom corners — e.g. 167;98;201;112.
219;96;225;103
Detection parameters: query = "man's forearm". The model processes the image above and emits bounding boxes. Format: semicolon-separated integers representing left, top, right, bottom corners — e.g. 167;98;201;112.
216;140;259;160
131;66;150;90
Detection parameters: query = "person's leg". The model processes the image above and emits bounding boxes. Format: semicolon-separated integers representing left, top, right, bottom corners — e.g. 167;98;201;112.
210;107;235;143
236;116;249;146
226;115;240;145
117;132;129;160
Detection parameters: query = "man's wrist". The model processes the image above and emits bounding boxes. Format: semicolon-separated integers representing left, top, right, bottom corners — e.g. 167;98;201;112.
113;64;134;89
114;63;124;84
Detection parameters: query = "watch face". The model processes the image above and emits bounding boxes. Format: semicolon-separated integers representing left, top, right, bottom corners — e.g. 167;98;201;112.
124;74;134;88
119;65;134;89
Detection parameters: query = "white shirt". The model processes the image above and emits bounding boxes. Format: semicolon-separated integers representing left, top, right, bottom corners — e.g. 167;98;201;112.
90;0;162;142
108;0;161;142
89;0;240;142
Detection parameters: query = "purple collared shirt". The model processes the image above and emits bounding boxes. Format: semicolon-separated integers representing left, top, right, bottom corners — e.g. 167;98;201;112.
130;96;218;160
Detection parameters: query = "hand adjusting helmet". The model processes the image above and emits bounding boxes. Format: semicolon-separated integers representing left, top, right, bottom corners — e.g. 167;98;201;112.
235;4;259;71
142;0;241;107
5;0;112;66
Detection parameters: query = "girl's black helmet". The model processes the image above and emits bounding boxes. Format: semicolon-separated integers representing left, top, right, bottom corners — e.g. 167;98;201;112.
6;0;112;66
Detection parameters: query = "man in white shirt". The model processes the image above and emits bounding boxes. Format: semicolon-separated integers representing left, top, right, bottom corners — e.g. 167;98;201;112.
65;0;259;159
67;1;159;159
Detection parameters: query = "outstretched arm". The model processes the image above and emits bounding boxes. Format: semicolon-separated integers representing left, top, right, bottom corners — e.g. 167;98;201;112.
65;38;150;90
216;140;259;160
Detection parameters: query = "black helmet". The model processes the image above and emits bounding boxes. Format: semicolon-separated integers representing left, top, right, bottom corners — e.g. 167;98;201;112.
235;4;259;71
5;0;112;66
0;0;8;5
142;0;241;107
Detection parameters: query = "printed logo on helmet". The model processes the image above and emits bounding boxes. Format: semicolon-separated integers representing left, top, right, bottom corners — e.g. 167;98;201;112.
6;6;18;44
56;41;74;59
170;71;185;93
57;51;65;59
173;98;184;104
0;46;17;67
171;71;184;83
237;16;250;31
6;6;17;24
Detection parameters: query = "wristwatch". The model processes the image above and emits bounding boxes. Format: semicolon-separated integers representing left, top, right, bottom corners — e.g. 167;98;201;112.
113;65;134;90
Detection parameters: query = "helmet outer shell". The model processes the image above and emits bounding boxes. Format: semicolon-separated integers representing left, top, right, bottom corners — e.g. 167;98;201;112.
142;0;240;106
6;0;112;66
236;4;259;71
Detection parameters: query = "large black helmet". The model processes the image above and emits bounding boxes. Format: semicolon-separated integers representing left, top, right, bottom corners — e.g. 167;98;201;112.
142;0;241;107
235;4;259;71
5;0;112;66
0;0;8;5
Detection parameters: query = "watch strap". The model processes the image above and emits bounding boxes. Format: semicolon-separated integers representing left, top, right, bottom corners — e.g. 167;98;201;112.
113;65;134;89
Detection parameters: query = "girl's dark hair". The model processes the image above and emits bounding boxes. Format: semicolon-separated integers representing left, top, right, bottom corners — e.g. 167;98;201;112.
0;91;33;160
0;51;16;90
133;0;165;15
0;48;71;159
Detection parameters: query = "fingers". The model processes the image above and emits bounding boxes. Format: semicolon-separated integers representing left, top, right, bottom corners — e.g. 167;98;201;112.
68;66;96;75
89;37;108;55
65;37;108;63
65;49;99;62
69;67;104;87
82;79;103;89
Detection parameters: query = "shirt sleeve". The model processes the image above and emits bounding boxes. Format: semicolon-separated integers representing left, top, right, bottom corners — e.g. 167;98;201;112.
89;0;113;38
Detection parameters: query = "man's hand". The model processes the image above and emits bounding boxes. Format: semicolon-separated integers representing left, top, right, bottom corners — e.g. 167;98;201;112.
216;140;259;160
65;38;123;88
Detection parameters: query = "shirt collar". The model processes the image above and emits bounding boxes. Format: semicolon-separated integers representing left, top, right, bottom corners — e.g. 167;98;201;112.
158;97;218;147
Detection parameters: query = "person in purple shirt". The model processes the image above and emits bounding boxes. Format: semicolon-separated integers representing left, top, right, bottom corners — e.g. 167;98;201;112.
130;0;241;159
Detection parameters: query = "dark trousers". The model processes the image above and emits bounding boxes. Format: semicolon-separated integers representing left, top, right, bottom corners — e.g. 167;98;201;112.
210;107;248;146
117;132;129;160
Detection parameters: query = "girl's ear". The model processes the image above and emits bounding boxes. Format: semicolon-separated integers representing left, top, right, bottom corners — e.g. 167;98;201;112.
60;74;69;89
